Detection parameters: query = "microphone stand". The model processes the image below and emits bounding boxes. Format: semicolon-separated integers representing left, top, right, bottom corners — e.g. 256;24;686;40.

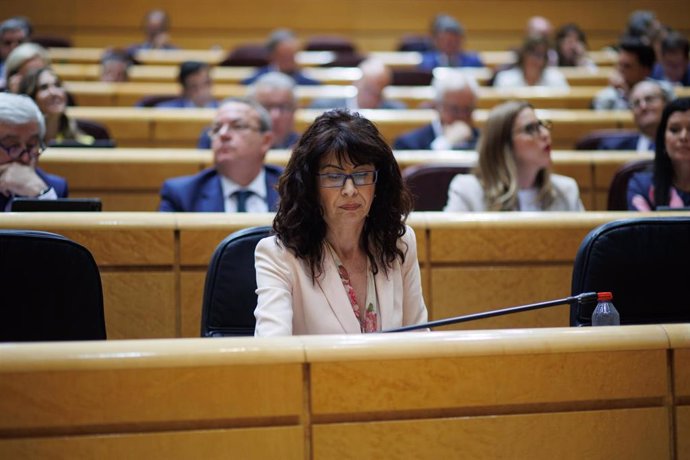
383;292;598;333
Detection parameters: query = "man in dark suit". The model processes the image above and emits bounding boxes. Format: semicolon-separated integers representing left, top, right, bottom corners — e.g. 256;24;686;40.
598;79;673;151
0;93;67;211
159;98;280;212
394;70;480;150
154;61;219;109
242;29;320;86
310;58;406;110
418;14;483;71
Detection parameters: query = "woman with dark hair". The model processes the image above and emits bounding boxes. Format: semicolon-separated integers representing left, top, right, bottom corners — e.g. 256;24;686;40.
17;67;94;145
493;36;569;88
555;23;596;68
254;109;428;335
628;97;690;210
444;100;584;211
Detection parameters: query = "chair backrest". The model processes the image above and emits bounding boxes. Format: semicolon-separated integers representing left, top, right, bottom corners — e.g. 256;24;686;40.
0;230;106;341
201;226;272;337
402;163;472;211
397;34;434;52
391;69;433;86
76;119;113;141
32;35;73;48
570;217;690;326
574;129;639;150
219;44;269;67
305;35;356;53
607;159;654;210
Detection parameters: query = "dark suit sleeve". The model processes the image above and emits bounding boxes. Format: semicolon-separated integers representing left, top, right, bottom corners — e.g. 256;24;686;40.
393;133;415;150
159;180;181;212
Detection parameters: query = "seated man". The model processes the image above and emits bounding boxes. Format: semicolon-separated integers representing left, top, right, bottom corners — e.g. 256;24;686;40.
593;37;656;110
197;72;300;149
159;98;280;212
242;29;319;86
310;58;406;110
100;49;133;82
153;61;218;108
598;79;674;151
652;31;690;86
418;14;483;70
0;93;67;211
127;9;178;54
394;70;479;150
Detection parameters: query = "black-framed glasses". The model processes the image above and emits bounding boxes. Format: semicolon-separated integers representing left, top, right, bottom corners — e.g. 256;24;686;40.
516;119;552;137
317;170;378;188
209;121;261;137
0;142;45;160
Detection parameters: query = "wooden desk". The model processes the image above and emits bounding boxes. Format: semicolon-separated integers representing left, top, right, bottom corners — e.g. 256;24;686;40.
0;325;686;459
64;106;634;149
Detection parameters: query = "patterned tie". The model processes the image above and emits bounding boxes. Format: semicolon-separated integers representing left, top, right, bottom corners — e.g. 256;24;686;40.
234;190;253;212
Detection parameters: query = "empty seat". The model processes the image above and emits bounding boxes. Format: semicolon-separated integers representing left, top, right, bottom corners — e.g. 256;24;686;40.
402;163;472;211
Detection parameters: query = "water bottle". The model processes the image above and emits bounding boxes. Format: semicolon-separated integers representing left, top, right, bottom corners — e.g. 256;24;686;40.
591;292;620;326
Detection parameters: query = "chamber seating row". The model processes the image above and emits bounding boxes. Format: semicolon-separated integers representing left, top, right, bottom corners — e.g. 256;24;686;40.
0;325;688;459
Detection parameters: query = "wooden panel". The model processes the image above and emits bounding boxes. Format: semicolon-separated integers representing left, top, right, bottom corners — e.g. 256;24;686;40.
430;266;572;329
679;406;690;460
310;350;667;416
181;271;206;338
0;427;304;460
101;272;177;339
676;349;690;399
0;364;303;431
312;408;668;460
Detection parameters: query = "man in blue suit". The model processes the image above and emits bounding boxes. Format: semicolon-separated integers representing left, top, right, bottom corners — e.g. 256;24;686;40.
598;79;673;151
394;70;480;151
159;98;281;212
0;93;68;211
418;15;483;71
154;61;219;109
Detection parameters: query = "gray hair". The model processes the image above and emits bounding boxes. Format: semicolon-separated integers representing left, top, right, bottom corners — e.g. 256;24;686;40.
247;71;297;102
0;18;30;36
2;42;50;82
432;69;479;103
266;29;296;53
218;97;273;132
0;92;46;140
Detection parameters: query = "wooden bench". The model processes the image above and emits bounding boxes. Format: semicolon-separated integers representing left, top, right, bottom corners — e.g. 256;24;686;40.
0;325;687;459
0;212;677;339
64;106;635;149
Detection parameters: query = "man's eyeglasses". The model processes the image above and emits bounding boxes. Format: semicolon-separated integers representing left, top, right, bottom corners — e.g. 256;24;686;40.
0;142;45;160
630;94;662;110
263;103;295;114
210;121;261;136
516;119;552;137
317;170;378;188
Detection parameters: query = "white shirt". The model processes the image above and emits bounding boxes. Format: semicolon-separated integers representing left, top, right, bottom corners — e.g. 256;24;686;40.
636;135;653;153
220;169;268;212
493;67;570;89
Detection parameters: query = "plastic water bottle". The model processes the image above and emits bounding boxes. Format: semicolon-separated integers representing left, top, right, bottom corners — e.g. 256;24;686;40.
591;292;620;326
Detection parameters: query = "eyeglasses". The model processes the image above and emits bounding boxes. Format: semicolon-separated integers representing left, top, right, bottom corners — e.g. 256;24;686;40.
0;142;45;160
516;119;552;137
630;94;662;110
317;170;378;188
263;103;295;114
210;121;261;137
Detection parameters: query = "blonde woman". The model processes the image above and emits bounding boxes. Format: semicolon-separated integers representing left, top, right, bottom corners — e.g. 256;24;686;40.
444;100;584;211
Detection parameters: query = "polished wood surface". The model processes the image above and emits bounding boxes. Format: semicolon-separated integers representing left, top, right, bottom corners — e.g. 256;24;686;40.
38;148;653;211
64;106;634;148
0;325;687;459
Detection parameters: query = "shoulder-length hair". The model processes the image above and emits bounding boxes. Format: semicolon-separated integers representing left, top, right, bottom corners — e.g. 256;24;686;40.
653;97;690;207
476;100;554;210
273;109;413;280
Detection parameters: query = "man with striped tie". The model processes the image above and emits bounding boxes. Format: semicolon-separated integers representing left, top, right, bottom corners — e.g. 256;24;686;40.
158;98;282;212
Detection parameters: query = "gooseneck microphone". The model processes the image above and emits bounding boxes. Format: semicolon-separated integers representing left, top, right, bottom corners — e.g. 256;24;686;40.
383;292;599;333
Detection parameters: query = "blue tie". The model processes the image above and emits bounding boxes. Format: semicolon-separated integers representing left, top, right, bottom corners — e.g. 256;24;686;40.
234;190;253;212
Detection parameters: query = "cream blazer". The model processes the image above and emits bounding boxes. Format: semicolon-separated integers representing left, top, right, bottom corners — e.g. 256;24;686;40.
443;173;585;212
254;226;428;336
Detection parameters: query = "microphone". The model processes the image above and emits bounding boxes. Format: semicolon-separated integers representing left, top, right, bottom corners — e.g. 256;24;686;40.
383;292;599;333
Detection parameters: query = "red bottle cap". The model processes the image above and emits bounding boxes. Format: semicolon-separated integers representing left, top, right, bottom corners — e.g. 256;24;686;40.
597;292;613;301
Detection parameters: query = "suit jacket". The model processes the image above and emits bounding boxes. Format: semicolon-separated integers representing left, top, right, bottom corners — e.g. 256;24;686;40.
154;98;219;109
393;123;479;150
242;67;320;86
0;167;68;212
254;226;428;335
158;165;282;212
309;97;407;110
444;173;584;212
196;128;300;149
418;51;484;70
598;133;643;151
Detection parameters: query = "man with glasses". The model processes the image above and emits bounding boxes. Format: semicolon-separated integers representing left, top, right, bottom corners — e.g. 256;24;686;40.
0;93;67;211
598;80;674;151
197;72;300;149
394;70;480;150
158;98;281;212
